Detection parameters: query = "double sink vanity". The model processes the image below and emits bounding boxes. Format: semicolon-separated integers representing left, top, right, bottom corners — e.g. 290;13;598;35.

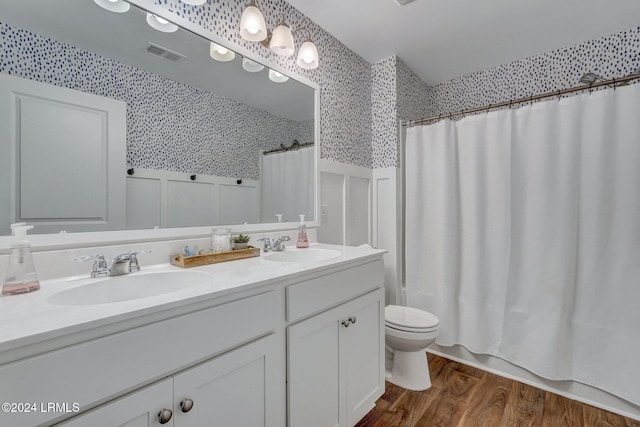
0;243;385;426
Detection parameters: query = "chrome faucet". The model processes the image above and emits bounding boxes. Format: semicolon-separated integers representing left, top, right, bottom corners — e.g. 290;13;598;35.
76;251;149;278
257;236;291;252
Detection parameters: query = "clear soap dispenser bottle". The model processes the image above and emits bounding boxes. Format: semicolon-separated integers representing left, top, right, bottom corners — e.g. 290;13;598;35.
2;223;41;295
296;215;309;248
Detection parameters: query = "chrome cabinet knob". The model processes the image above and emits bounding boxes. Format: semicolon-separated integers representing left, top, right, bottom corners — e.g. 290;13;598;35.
341;319;350;327
180;398;194;413
349;316;356;324
158;408;173;424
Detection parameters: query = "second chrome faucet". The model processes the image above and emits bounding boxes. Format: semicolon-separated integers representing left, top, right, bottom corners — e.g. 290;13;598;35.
76;251;149;278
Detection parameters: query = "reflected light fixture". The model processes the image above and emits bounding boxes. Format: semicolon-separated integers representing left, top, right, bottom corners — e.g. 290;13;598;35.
93;0;130;13
180;0;207;5
240;2;267;41
146;13;179;33
269;17;295;56
268;69;289;83
242;57;265;72
210;42;236;62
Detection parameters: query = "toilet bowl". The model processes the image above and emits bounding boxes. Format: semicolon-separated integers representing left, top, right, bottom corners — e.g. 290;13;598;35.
385;305;439;391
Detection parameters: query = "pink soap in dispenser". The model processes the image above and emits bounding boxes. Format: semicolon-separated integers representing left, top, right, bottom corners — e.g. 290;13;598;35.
2;223;41;295
296;215;309;248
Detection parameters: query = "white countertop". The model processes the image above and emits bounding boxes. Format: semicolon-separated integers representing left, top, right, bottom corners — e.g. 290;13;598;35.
0;243;385;356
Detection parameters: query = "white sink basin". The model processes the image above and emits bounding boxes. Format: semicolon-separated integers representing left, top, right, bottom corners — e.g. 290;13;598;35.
48;270;211;305
264;248;342;263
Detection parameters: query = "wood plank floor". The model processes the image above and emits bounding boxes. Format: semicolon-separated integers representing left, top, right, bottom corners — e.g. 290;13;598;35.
356;354;640;427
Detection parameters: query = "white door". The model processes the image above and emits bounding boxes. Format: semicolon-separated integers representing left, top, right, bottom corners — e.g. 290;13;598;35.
288;305;343;427
57;379;174;427
0;73;126;234
342;289;385;426
172;334;281;427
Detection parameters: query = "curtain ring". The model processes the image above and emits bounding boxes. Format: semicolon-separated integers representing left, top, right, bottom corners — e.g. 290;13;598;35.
613;77;616;90
557;90;561;100
589;84;593;95
486;104;491;114
509;99;513;109
530;94;534;106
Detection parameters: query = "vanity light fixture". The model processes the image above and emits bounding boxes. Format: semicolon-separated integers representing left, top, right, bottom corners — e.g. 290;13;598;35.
93;0;130;13
269;16;295;56
295;29;319;70
180;0;207;5
240;2;268;42
268;69;289;83
239;3;320;69
210;42;236;62
242;57;265;72
146;13;179;33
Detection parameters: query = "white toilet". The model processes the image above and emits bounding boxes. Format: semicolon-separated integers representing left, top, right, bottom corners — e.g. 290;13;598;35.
385;305;439;391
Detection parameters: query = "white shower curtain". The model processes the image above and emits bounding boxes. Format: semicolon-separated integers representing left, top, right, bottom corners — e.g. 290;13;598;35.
261;146;314;223
405;84;640;405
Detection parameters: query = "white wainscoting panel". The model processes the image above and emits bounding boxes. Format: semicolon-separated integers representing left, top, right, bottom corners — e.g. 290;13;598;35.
167;180;217;227
126;177;161;229
219;183;259;225
318;159;371;246
372;167;403;306
126;169;259;229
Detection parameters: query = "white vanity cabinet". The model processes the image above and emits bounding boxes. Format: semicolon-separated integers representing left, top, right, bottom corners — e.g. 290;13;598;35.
0;247;386;427
287;260;385;427
58;334;279;427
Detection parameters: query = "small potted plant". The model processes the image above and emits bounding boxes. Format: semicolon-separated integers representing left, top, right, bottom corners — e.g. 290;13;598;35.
232;234;251;250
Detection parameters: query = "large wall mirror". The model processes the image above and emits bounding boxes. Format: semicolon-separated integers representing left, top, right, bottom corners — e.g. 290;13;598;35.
0;0;317;237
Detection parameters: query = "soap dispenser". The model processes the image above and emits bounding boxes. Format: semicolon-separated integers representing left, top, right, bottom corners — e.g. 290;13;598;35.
296;215;309;248
2;223;41;295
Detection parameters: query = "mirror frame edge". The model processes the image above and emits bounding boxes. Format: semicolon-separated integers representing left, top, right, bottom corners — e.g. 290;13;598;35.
0;0;321;253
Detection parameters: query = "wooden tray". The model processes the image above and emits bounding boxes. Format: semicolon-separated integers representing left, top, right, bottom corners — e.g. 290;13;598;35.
170;246;260;268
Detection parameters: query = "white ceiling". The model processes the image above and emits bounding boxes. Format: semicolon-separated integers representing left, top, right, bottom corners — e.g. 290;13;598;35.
287;0;640;85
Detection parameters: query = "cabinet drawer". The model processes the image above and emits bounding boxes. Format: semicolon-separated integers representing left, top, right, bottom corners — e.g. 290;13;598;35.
0;290;278;427
286;260;384;322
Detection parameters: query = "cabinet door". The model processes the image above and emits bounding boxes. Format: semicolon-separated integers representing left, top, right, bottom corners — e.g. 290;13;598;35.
288;288;384;427
56;378;174;427
288;304;343;427
342;289;385;426
172;334;281;427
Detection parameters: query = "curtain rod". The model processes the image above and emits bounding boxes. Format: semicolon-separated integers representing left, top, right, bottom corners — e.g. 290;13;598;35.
263;141;314;155
402;73;640;127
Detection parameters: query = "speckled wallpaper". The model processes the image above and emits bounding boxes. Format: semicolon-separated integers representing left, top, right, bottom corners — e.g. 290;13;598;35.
429;26;640;117
371;56;430;169
153;0;373;168
0;22;309;180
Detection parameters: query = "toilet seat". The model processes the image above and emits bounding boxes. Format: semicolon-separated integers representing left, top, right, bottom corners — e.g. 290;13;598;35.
385;305;439;332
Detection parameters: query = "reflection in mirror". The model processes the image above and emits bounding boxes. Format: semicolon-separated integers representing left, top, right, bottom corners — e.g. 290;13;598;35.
0;0;316;236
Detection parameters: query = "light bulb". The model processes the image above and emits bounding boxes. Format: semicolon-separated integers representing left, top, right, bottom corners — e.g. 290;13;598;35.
93;0;130;13
270;23;294;56
296;40;319;69
210;42;236;62
146;13;179;33
269;69;289;83
240;4;267;41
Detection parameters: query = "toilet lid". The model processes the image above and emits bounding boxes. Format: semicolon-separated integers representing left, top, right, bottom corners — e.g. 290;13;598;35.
385;305;439;330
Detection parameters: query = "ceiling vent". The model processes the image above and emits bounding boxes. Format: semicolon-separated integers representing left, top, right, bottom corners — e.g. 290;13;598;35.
145;43;185;63
394;0;417;5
